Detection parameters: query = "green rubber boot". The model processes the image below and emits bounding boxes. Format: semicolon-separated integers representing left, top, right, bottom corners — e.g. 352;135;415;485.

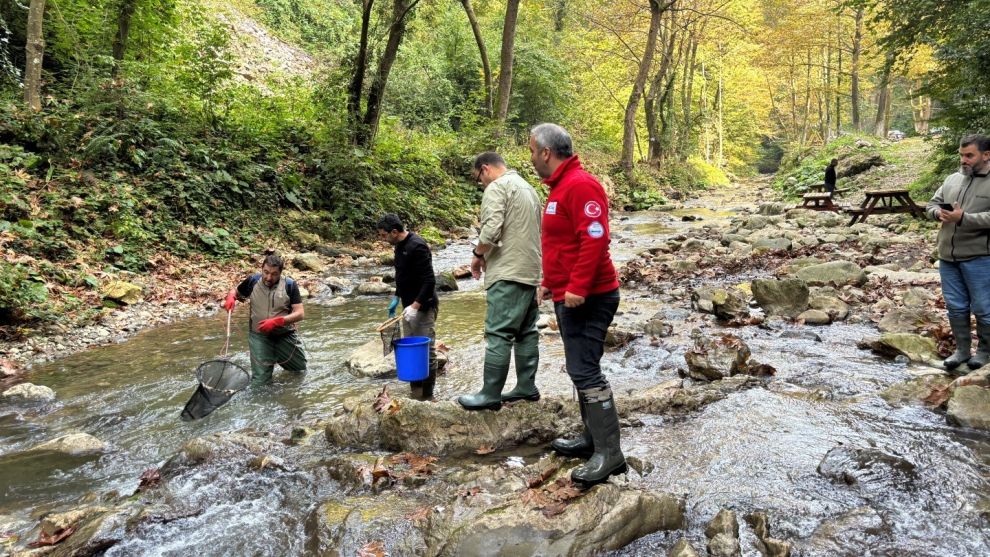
571;387;626;486
967;322;990;370
457;362;508;411
943;317;972;372
501;333;540;402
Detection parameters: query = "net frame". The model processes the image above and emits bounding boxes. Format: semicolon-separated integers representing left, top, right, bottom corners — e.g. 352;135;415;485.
377;315;403;356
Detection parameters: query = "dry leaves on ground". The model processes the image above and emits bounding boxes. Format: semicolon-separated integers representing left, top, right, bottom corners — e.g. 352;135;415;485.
406;506;432;526
457;486;482;498
136;468;161;492
372;385;401;415
520;477;584;518
922;384;953;408
475;445;496;455
526;464;559;489
357;457;394;487
357;540;387;557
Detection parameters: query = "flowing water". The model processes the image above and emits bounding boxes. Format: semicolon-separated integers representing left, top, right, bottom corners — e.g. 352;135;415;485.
2;197;989;556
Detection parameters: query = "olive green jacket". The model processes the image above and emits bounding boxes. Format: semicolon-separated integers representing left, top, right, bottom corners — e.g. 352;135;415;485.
478;170;543;289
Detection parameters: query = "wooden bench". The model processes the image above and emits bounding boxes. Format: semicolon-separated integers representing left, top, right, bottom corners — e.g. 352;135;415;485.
801;192;839;211
846;189;924;225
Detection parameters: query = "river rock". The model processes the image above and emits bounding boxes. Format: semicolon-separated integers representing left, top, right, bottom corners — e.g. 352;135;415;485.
668;538;700;557
869;333;939;364
877;308;935;334
452;266;472;279
808;296;849;320
536;315;554;329
164;431;280;472
30;433;105;455
947;386;990;430
2;382;56;402
798;309;831;325
622;376;756;415
306;494;428;555
40;506;109;537
606;328;639;347
794;261;867;287
435;272;458;292
705;508;739;539
355;281;394;295
752;237;792;253
803;506;888;556
879;375;951;405
346;339;396;378
837;152;884;178
901;287;936;307
291;253;324;272
777;256;824;275
325;276;352;293
751;278;809;318
817;445;917;496
707;533;741;557
644;318;673;337
757;202;786;216
691;286;749;321
684;334;751;381
100;280;143;305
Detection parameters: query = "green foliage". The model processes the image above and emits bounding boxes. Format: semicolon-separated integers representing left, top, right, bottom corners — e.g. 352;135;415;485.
773;134;875;197
0;261;48;325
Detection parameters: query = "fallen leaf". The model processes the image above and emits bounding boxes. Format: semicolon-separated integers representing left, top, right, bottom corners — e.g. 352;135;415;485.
406;506;431;525
26;526;76;548
372;385;393;414
922;384;952;408
136;468;161;492
526;464;559;488
475;445;496;455
457;486;482;498
357;540;386;557
541;501;568;518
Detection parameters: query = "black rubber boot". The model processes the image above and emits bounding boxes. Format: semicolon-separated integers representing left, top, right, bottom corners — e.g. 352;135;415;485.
411;367;438;401
457;362;507;410
551;394;593;458
944;317;972;372
967;322;990;370
571;387;626;486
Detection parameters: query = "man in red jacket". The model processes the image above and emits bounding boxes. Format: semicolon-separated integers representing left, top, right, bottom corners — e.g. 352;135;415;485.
530;122;625;486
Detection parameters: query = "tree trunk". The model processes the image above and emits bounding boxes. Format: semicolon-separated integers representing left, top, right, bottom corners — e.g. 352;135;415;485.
850;7;863;130
358;0;420;147
111;0;138;78
347;0;375;136
678;34;698;160
910;82;931;135
835;14;842;137
460;0;493;116
494;0;521;125
24;0;46;112
553;0;566;33
646;9;680;163
621;0;665;181
873;52;895;138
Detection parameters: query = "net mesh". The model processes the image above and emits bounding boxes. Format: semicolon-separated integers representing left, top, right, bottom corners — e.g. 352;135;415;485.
380;319;402;356
180;359;250;421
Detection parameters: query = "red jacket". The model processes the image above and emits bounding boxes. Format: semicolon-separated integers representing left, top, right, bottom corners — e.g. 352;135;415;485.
541;155;619;302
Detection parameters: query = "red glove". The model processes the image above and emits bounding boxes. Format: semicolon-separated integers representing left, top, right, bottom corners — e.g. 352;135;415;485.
257;317;285;334
223;292;237;312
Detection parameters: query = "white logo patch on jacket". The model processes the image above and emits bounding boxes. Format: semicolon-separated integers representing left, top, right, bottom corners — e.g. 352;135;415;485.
584;201;602;218
588;221;605;238
546;201;557;215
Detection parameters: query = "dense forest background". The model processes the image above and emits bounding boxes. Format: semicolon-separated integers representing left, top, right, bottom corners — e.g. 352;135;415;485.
0;0;987;328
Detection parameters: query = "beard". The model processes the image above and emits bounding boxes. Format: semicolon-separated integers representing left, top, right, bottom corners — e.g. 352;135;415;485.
961;164;973;176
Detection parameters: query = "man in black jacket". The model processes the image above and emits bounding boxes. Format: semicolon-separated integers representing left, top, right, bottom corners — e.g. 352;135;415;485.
377;214;439;400
824;158;838;194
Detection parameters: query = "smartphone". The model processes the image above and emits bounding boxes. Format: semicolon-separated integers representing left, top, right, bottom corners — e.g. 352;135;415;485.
938;203;954;211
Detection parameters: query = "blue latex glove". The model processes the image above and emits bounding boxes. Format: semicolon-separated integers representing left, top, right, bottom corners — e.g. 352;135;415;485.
387;296;399;317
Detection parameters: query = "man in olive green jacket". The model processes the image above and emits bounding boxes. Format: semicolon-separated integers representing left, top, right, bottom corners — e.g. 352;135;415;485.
927;134;990;372
458;152;543;411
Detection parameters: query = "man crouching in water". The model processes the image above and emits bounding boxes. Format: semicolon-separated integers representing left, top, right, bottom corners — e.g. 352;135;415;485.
223;250;307;386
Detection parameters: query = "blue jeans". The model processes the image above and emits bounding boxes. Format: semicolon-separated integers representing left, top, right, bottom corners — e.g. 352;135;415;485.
554;289;620;391
939;257;990;325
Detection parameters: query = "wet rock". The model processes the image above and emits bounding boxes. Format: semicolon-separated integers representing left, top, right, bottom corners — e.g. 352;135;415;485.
817;445;917;496
802;506;888;555
40;506;109;537
435;272;458;292
684;334;751;381
1;358;20;377
705;508;739;539
707;532;741;557
30;433;105;456
879;375;951;405
292;253;324;272
644;318;673;337
758;537;793;557
622;376;756;415
793;261;867;287
606;328;640;348
355;281;394;295
877;308;935;334
751;278;809;318
452;266;472;279
324;276;352;293
668;538;700;557
306;494;427;556
691;286;750;321
757;202;786;216
868;333;939;364
953;367;990;389
808;296;849;321
2;382;56;402
100;280;143;305
165;431;278;472
797;309;831;325
29;504;139;557
947;386;990;430
752;237;792;253
780;329;822;342
346;339;396;378
297;285;311;298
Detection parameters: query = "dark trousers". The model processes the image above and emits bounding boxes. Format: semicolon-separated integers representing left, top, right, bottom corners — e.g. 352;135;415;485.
554;289;620;391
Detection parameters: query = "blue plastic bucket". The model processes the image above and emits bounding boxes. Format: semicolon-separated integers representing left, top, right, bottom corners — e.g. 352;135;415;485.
393;336;430;381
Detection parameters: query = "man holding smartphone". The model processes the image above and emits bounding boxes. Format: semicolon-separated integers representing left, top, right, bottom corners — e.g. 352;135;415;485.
927;134;990;372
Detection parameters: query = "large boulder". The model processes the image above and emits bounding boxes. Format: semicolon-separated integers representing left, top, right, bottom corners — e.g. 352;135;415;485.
809;296;849;321
292;253;325;272
877;308;936;334
794;261;867;287
837;153;885;178
29;433;106;456
752;237;792;253
797;309;831;325
435;272;458;292
2;382;56;402
669;538;701;557
868;333;939;364
684;334;752;381
346;340;396;378
947;386;990;430
691;287;750;321
751;279;809;318
355;281;394;295
100;280;143;305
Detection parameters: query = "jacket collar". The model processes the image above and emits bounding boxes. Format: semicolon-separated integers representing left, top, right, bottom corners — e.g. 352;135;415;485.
543;155;582;189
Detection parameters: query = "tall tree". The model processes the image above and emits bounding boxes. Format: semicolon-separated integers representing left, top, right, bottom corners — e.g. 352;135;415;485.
24;0;46;112
872;51;895;137
620;0;669;180
849;6;863;130
347;0;375;135
460;0;493;116
494;0;521;125
111;0;139;78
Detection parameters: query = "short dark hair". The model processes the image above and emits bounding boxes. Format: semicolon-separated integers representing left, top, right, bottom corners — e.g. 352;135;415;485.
473;152;506;170
376;213;404;233
530;123;574;159
262;249;284;270
960;134;990;152
830;158;838;166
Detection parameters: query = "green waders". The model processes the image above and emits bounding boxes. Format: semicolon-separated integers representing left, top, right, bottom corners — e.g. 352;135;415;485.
247;330;308;387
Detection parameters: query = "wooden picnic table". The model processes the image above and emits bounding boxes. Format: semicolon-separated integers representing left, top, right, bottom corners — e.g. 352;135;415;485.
806;183;849;197
801;192;839;211
846;188;924;225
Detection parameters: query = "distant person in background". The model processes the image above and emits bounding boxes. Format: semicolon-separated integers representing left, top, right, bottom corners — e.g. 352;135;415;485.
223;250;307;387
824;158;838;194
457;151;543;411
927;134;990;373
378;214;439;401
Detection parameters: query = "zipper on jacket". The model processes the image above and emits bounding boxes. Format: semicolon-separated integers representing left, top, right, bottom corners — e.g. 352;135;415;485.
951;176;976;260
